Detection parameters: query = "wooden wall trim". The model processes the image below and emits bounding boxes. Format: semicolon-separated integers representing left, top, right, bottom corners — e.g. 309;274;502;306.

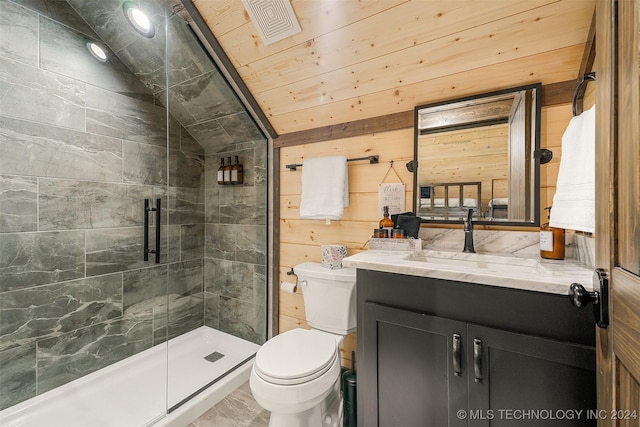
274;110;414;148
275;81;577;148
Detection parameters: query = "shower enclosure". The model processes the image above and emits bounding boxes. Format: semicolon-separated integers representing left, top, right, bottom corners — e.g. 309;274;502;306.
0;0;267;424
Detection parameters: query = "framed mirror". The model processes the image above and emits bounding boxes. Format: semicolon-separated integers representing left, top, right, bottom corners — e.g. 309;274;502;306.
413;83;542;226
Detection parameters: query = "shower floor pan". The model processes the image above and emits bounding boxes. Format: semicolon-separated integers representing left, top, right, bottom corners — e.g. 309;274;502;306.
0;326;259;427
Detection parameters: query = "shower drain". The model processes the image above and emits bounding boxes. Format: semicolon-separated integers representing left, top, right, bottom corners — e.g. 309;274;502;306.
204;351;225;363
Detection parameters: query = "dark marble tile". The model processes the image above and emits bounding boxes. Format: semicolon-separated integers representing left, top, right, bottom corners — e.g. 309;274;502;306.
166;13;215;87
171;71;243;124
39;180;152;231
86;84;167;146
254;144;268;187
12;0;98;38
167;114;183;152
180;126;205;155
0;274;123;352
204;291;219;329
163;88;198;129
36;317;153;394
205;224;235;261
0;343;36;411
123;264;167;319
0;57;85;131
181;224;204;261
0;1;38;66
168;258;203;293
169;149;203;189
124;141;167;185
218;112;266;146
164;224;182;264
205;259;265;304
168;186;204;225
219;297;266;345
115;29;168;94
168;294;203;340
220;186;266;225
85;227;147;277
236;225;266;266
0;231;85;292
0;116;123;182
39;16;151;99
0;175;37;233
205;188;220;224
152;303;168;346
185;118;234;152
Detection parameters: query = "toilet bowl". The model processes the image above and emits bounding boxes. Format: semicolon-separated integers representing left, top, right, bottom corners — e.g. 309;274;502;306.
250;262;356;427
250;329;343;426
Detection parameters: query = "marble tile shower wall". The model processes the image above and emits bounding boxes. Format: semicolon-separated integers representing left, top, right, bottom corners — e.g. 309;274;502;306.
0;0;266;411
203;147;267;345
60;0;268;347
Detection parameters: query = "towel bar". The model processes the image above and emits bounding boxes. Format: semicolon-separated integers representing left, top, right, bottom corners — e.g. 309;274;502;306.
286;155;379;171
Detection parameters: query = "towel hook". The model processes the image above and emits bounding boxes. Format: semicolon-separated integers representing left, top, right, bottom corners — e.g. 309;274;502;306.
572;72;596;117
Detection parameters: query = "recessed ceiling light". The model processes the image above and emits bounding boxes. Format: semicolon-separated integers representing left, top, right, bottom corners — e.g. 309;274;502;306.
87;42;107;62
123;1;155;38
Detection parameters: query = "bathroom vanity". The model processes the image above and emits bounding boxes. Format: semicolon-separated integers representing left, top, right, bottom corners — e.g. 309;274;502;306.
343;251;596;427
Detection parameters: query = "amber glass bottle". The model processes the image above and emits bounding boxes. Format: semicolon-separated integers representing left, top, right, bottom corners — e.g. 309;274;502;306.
223;156;232;185
217;158;225;185
231;155;243;185
379;206;394;231
540;206;565;260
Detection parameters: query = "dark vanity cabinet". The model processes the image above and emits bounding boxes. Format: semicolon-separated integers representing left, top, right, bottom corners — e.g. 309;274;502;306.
357;270;596;427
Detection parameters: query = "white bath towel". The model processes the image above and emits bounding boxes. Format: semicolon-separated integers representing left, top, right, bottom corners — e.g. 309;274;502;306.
299;156;349;220
549;105;595;233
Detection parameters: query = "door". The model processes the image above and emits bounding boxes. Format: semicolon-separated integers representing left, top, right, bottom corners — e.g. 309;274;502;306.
596;1;640;425
467;325;596;427
361;302;467;427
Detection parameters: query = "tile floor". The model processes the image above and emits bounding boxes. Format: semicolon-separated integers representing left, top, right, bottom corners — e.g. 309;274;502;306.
188;382;269;427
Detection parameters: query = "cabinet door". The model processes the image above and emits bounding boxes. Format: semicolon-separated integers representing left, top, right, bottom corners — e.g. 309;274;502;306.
467;324;596;427
361;302;468;427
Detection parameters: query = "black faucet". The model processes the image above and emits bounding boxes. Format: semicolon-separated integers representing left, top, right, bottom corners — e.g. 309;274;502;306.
463;208;475;253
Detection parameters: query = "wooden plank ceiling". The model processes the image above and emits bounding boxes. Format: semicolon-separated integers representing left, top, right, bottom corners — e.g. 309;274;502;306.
192;0;595;140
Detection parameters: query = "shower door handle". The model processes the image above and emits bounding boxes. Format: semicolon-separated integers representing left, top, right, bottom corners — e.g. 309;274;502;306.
144;198;161;263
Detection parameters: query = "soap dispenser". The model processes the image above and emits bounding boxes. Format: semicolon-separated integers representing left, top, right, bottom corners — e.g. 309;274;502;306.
540;206;565;260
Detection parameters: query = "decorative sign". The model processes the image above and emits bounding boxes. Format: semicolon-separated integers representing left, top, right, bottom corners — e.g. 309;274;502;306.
378;183;405;217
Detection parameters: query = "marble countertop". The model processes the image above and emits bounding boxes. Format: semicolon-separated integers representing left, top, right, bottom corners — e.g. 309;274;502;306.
342;249;594;295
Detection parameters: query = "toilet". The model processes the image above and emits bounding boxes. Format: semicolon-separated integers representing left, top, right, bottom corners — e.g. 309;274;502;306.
250;262;357;427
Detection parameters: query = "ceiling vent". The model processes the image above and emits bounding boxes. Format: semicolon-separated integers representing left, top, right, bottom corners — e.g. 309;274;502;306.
241;0;302;46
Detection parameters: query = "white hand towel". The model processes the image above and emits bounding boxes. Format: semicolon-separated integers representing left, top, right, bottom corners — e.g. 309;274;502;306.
549;105;595;233
299;156;349;220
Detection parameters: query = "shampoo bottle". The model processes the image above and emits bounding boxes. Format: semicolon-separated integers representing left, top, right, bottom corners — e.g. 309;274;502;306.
540;206;565;260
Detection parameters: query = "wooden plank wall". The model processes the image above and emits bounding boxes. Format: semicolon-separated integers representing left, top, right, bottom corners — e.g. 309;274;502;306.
279;103;572;367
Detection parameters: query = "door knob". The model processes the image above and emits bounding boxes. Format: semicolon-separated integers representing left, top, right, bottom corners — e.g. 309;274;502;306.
568;268;609;328
568;283;598;308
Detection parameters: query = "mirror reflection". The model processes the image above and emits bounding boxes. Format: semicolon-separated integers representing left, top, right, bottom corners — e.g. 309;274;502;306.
413;84;541;226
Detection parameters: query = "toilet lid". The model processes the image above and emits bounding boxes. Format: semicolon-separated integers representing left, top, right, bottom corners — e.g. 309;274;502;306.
255;329;338;385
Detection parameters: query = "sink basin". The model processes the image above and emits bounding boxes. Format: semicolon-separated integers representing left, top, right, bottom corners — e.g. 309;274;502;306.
405;251;547;275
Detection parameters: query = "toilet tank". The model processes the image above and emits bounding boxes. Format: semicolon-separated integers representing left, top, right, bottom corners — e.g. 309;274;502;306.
293;262;357;335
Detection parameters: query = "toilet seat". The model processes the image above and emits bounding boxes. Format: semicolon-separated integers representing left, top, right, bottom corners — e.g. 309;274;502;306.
254;329;338;385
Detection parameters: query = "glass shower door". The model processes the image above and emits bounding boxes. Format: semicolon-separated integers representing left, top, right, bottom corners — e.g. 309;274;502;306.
0;0;171;424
